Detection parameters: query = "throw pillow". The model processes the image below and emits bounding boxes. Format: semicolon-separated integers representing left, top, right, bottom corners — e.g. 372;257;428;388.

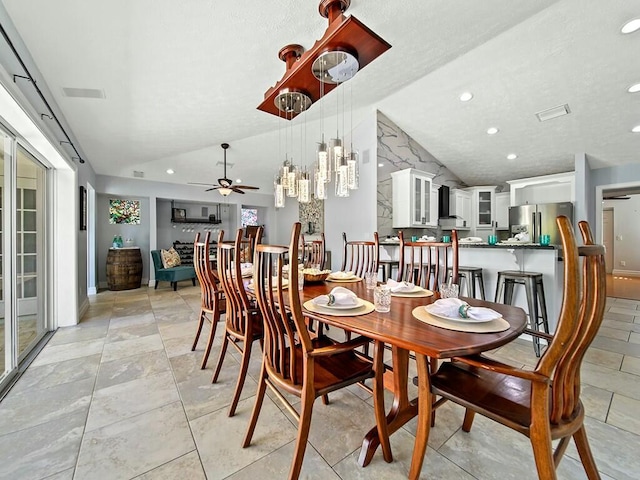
161;247;181;268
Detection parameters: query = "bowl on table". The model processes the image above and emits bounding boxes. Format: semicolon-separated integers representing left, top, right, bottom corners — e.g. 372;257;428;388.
302;268;331;283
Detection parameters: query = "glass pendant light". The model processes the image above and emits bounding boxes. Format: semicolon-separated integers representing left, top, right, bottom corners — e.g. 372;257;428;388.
314;162;328;200
317;139;329;183
298;168;311;203
274;175;285;208
335;156;349;197
347;150;359;190
286;162;298;197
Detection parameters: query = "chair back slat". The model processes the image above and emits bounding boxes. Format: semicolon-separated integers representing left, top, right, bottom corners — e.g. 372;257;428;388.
341;232;379;277
302;233;326;269
254;223;308;385
397;231;459;290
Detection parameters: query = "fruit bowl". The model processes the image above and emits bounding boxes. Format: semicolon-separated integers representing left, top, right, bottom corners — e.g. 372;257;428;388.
302;268;331;283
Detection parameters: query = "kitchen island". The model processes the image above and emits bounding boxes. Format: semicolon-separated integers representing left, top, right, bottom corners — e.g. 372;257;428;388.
379;241;564;333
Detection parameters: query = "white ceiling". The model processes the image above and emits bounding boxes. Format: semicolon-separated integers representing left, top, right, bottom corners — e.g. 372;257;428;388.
2;0;639;192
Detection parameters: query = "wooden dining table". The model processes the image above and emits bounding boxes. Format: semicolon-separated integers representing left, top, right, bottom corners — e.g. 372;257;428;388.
298;279;527;479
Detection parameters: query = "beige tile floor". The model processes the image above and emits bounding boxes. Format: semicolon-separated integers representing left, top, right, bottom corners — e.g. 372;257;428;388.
0;285;639;479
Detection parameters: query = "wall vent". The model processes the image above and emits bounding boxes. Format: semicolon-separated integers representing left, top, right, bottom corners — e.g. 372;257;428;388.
133;171;144;178
535;104;570;122
62;87;106;99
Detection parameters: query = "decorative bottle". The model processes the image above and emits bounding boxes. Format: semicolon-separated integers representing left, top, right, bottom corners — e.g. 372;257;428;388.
117;235;123;248
112;235;119;248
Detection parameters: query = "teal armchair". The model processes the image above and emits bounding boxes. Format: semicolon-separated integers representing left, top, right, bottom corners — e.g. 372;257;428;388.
151;250;197;291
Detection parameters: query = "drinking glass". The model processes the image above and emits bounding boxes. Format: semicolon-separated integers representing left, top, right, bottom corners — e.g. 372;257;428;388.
364;271;378;290
540;234;551;246
411;235;418;242
439;283;459;299
488;234;498;245
374;286;391;312
441;235;451;243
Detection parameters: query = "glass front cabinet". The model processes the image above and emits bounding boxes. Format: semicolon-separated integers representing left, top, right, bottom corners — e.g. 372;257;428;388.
466;186;497;230
391;169;436;228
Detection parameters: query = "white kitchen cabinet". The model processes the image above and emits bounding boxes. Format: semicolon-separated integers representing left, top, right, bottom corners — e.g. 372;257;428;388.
494;192;510;230
391;169;436;228
430;183;440;229
465;186;497;231
450;189;472;225
507;172;575;206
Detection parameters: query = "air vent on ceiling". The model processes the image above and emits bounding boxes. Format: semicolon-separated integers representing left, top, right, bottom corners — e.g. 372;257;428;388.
133;171;144;178
535;104;570;122
62;87;106;99
216;161;234;168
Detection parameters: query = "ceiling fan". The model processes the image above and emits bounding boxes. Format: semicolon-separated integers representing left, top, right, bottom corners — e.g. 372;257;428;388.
189;143;259;196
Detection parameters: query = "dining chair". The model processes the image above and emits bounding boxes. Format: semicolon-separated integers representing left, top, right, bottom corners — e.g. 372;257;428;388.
242;222;391;480
397;230;459;290
213;227;264;417
425;216;605;479
302;232;326;269
192;232;226;369
341;231;379;277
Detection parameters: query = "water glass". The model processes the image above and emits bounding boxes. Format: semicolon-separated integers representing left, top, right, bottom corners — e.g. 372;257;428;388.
439;283;459;299
442;235;451;243
488;234;498;245
374;286;391;312
540;234;551;246
411;235;419;242
364;271;378;290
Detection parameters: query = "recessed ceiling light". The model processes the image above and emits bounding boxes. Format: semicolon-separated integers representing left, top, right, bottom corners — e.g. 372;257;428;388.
487;127;499;135
378;163;384;167
236;179;242;183
621;18;640;34
459;92;473;102
507;153;517;160
632;125;640;133
166;168;174;174
628;83;640;93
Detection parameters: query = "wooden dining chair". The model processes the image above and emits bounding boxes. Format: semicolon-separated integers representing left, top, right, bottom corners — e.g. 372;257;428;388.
341;231;379;277
213;227;264;417
192;232;226;369
302;232;326;269
242;222;391;480
424;216;605;479
397;230;459;290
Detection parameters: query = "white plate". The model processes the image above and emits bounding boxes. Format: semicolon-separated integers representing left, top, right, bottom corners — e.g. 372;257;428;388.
424;304;500;324
312;298;366;310
389;284;423;294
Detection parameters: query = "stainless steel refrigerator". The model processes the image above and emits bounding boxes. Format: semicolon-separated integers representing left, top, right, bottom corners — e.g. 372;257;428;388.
508;202;573;244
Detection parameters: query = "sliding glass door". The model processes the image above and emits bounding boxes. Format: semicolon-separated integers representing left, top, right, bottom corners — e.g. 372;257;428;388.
0;127;49;388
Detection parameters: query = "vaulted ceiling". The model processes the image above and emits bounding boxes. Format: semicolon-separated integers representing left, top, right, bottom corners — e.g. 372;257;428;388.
1;0;639;191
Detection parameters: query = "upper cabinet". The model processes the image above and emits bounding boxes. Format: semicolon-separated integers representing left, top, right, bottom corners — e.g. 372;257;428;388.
465;186;497;230
391;169;436;228
494;192;510;230
507;172;575;206
450;189;472;224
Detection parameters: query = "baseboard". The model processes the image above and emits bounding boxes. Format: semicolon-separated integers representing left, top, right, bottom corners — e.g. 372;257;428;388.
612;269;640;277
78;297;90;323
87;286;97;295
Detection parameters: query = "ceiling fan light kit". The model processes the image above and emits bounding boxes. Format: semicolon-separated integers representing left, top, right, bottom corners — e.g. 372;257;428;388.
189;143;259;196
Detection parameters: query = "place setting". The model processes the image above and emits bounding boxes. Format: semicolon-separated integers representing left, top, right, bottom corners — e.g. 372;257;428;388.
303;286;374;316
384;278;433;298
247;276;288;291
325;270;362;283
412;283;509;332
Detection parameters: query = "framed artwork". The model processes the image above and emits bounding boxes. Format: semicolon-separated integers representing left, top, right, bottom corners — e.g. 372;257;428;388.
109;199;141;224
79;185;87;231
172;208;187;222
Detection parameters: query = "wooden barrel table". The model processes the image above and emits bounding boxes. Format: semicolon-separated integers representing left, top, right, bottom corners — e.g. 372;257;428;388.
107;247;143;290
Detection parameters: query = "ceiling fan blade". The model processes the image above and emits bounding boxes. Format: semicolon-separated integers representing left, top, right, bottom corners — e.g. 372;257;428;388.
188;182;215;186
235;185;259;190
218;178;232;188
205;186;219;192
231;187;246;194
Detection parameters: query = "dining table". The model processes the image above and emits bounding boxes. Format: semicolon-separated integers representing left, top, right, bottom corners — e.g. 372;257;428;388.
297;278;528;479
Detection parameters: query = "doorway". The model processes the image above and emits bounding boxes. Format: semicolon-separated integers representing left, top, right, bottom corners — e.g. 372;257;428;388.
602;208;613;274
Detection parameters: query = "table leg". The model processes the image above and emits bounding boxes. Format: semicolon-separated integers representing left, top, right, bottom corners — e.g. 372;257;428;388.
409;352;433;479
358;345;417;467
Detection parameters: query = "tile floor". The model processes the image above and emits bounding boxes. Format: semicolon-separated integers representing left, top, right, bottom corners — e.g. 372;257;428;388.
0;285;639;479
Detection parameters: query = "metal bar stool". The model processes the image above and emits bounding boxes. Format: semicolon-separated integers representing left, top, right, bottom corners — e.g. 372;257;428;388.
448;266;486;300
495;270;549;356
378;260;399;282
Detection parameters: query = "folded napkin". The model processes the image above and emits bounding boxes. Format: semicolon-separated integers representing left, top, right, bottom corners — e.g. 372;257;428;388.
329;271;354;279
426;298;501;321
515;232;530;242
460;236;483;242
389;236;400;241
386;279;416;292
312;287;358;307
240;263;253;277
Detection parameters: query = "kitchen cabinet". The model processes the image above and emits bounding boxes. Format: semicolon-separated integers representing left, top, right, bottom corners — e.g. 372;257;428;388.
391;169;436;228
466;186;497;231
494;192;510;230
507;172;575;206
430;183;440;229
450;189;472;225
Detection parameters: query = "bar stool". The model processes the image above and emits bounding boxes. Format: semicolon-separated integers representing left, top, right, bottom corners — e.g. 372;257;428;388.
448;266;486;300
379;260;399;282
495;270;549;356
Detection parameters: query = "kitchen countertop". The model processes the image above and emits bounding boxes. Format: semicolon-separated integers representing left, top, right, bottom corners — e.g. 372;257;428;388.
380;240;558;249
